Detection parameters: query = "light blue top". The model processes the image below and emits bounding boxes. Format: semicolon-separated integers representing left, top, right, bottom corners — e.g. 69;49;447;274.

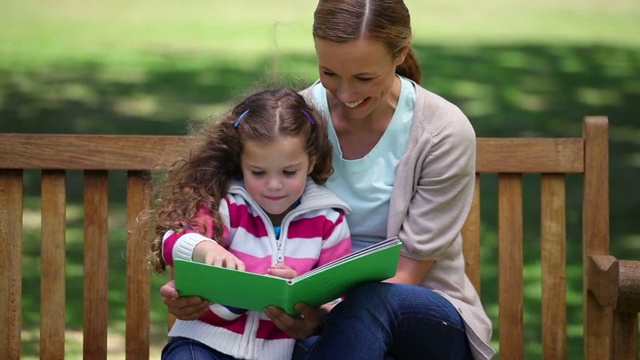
311;76;416;251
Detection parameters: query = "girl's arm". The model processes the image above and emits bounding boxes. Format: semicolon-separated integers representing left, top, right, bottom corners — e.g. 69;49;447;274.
163;202;244;270
194;240;245;270
161;203;247;321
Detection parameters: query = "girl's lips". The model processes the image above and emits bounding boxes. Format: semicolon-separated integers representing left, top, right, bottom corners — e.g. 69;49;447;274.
265;196;285;201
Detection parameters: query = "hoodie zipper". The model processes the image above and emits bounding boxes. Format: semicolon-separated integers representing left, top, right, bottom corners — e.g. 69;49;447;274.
229;186;340;265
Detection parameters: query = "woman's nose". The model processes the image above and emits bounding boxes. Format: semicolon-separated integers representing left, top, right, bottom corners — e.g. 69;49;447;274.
336;82;355;103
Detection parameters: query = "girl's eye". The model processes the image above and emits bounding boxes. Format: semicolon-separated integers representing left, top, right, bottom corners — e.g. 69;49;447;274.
322;70;336;76
357;77;373;82
283;171;297;177
251;171;265;177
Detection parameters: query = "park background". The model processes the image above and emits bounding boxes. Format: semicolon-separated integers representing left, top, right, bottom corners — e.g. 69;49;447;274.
1;0;639;358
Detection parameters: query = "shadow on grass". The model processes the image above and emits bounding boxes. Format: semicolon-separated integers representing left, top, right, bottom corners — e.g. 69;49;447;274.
3;43;639;359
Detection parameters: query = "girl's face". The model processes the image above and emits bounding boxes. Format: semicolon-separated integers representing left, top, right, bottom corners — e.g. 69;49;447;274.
240;136;313;223
314;36;406;122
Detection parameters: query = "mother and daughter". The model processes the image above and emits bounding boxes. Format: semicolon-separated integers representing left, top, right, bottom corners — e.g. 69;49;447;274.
146;0;495;359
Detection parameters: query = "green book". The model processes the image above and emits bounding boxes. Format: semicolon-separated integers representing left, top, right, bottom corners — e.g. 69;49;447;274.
173;237;402;315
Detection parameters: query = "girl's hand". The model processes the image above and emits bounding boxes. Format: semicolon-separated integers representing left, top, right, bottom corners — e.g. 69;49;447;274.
264;303;325;340
194;240;245;271
267;263;298;279
160;280;209;320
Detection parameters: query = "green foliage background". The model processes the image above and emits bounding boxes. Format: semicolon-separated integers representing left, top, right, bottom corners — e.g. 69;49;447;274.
1;0;639;358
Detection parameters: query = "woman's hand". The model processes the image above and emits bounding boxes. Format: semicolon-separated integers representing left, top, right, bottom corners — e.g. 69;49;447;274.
264;302;325;340
160;280;209;320
194;240;245;270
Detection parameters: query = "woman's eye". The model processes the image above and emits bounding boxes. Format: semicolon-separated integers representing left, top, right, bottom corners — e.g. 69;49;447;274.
357;77;373;82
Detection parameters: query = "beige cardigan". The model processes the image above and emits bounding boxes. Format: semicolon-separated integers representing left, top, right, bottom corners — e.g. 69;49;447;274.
301;81;495;359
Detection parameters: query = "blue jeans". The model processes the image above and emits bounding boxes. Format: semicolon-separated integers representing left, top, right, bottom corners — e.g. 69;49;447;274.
162;337;236;360
294;282;472;360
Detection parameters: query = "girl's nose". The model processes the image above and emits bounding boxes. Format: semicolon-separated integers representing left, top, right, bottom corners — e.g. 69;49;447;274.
266;177;283;191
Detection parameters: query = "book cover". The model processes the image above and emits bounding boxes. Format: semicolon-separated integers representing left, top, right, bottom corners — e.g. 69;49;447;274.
173;237;402;314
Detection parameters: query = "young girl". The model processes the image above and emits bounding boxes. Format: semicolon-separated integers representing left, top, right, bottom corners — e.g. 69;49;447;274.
148;88;352;360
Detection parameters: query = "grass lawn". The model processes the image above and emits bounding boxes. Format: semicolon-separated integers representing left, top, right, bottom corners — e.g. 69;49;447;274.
2;0;640;358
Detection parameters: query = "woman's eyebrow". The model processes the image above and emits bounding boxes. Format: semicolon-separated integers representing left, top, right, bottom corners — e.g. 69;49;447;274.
320;66;375;77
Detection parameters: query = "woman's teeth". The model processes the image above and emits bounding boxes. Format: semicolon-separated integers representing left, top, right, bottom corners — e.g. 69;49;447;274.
344;99;365;108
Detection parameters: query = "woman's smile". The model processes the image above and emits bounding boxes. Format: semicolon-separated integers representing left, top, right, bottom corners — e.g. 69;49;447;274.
343;98;368;109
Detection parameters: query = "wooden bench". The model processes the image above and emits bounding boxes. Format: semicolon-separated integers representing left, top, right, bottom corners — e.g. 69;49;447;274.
1;116;638;359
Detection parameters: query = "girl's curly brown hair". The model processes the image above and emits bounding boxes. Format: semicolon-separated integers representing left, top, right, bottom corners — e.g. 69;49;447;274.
146;88;333;273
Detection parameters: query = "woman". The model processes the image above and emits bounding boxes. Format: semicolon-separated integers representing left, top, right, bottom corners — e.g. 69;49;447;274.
161;0;495;358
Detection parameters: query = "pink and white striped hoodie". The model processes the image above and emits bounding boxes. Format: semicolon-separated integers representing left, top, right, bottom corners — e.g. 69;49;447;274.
162;179;352;360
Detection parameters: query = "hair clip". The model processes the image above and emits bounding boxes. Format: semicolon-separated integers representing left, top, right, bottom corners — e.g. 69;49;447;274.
300;109;315;124
233;109;250;127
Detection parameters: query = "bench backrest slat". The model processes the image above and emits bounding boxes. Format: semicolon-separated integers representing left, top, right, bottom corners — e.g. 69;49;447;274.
82;171;109;359
498;174;525;358
125;171;152;360
40;170;67;359
0;135;582;173
540;174;568;359
0;170;23;360
0;135;188;170
476;138;583;173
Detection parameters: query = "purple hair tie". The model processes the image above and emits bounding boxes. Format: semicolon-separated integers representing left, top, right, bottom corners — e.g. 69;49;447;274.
233;109;250;127
300;109;315;124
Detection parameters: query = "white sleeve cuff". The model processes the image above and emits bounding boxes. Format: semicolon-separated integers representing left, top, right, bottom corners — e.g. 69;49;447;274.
172;232;217;261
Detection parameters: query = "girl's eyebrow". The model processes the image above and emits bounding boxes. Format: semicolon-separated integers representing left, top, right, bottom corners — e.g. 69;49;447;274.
285;163;303;169
280;161;304;169
244;163;264;170
245;162;303;169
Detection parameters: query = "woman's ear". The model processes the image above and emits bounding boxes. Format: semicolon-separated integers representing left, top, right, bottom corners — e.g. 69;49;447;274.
394;43;411;66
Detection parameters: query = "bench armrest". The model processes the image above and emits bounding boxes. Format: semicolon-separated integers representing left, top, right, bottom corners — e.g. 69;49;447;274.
587;255;640;312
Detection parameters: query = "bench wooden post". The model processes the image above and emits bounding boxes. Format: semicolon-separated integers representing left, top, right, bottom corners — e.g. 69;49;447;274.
40;170;66;358
583;116;612;359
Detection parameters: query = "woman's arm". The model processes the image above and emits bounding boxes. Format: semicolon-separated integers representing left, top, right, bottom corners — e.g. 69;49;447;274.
385;255;434;285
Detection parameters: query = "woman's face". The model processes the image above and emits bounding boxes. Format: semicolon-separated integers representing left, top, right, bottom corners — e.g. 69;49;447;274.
314;37;406;122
